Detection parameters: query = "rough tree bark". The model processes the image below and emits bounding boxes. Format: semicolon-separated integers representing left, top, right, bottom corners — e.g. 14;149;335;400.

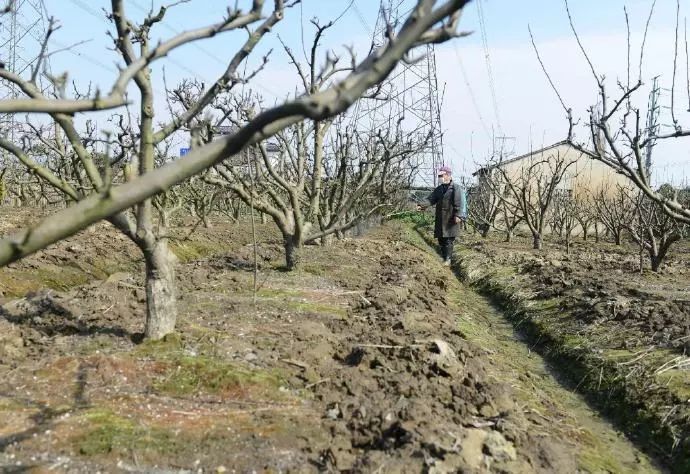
143;239;178;339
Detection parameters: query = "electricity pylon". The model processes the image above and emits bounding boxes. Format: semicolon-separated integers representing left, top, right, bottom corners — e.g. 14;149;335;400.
351;0;445;187
0;0;52;145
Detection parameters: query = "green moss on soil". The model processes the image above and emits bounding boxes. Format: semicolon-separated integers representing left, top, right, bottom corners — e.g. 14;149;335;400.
301;263;327;276
0;398;25;411
0;266;89;297
86;256;138;279
170;240;224;263
133;333;185;358
75;408;181;457
256;288;347;317
133;333;286;399
256;288;302;298
0;253;137;298
152;355;283;397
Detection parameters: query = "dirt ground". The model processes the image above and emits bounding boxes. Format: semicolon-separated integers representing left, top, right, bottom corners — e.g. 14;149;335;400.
454;229;690;470
464;233;690;353
0;209;663;472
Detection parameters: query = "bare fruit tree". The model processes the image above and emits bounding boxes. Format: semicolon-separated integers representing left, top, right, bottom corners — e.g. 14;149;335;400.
311;114;425;244
499;198;523;243
0;1;289;339
467;181;499;238
546;0;690;227
0;0;474;338
483;150;577;250
593;185;635;246
573;193;598;242
208;94;427;269
549;191;579;254
625;187;687;273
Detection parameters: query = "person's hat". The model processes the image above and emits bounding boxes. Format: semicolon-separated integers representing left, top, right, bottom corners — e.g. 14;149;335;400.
437;165;452;175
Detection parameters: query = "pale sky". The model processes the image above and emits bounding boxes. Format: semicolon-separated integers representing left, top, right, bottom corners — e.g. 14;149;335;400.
24;1;690;186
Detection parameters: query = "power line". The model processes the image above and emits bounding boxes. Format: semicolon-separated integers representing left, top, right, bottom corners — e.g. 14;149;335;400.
476;0;503;135
453;44;491;140
66;0;102;19
352;0;373;37
51;38;117;73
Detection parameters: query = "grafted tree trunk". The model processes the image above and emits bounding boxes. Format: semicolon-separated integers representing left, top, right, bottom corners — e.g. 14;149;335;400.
143;239;178;340
649;238;680;273
321;233;335;246
532;234;543;250
650;251;666;272
283;234;301;271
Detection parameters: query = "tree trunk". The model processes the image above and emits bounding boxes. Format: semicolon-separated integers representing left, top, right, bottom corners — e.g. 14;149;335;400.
143;239;178;340
480;225;490;238
614;230;622;246
582;225;588;241
594;223;600;243
284;234;300;271
321;233;335;246
650;241;676;273
532;233;542;250
505;229;513;242
650;254;662;272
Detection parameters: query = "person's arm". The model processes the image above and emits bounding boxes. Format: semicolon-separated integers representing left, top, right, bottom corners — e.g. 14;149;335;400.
418;187;440;210
453;184;467;221
427;187;441;206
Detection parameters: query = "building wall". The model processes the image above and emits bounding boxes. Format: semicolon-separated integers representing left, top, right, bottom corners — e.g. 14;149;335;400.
484;143;632;200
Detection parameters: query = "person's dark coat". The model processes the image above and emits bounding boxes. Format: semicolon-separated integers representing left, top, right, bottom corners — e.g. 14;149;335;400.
426;181;466;238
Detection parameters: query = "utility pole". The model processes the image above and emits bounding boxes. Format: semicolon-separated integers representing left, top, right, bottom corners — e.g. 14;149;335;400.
644;76;661;181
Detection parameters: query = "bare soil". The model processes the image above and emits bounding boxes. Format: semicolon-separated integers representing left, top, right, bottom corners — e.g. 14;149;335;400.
452;229;690;471
466;235;690;353
0;209;663;472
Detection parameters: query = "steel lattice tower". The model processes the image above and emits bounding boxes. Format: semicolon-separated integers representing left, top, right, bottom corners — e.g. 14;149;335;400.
0;0;52;145
351;0;445;187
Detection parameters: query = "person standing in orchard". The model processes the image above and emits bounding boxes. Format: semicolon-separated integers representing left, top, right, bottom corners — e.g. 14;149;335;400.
417;166;467;266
